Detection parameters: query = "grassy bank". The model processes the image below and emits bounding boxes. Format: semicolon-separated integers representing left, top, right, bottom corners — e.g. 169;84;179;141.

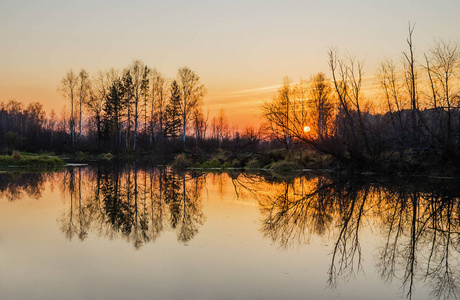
0;151;66;168
170;147;460;177
171;148;335;175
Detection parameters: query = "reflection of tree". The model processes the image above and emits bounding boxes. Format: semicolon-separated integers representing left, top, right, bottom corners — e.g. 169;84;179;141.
0;172;50;201
56;163;206;249
58;167;94;241
59;167;77;240
256;176;367;287
253;174;460;300
258;177;334;248
377;183;460;300
164;172;205;244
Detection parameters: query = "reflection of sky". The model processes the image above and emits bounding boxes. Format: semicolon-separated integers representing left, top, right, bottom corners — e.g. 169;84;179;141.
1;170;450;299
1;0;459;126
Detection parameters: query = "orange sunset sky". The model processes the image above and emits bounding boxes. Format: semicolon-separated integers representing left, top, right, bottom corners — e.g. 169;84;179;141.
1;0;459;129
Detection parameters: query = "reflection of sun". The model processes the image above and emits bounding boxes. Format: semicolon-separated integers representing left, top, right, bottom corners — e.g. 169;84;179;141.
303;126;311;133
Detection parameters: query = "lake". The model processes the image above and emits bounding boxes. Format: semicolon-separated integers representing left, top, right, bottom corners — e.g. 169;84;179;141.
1;162;459;300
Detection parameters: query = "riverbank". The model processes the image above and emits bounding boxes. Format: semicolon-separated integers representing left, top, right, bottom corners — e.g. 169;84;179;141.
0;151;66;169
5;148;459;177
171;148;460;177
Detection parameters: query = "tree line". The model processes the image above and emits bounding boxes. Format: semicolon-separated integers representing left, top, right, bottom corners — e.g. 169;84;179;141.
0;61;263;154
60;62;207;152
1;24;459;171
261;25;460;170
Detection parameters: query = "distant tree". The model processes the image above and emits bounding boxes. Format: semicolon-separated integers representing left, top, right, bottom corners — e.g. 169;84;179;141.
164;80;182;138
212;108;228;147
403;23;419;143
25;102;45;142
425;40;460;146
122;70;134;150
86;70;113;146
128;60;148;151
328;48;372;158
192;106;207;148
261;77;293;149
77;69;91;141
377;59;408;146
308;72;334;138
151;69;168;142
48;109;57;145
103;79;124;149
140;66;150;147
176;67;206;149
60;70;78;149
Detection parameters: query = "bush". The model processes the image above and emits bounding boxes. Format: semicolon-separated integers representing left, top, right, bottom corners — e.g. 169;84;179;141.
201;158;222;169
12;150;22;161
172;154;192;170
245;158;262;169
222;161;231;169
269;160;302;174
256;148;287;167
98;152;114;160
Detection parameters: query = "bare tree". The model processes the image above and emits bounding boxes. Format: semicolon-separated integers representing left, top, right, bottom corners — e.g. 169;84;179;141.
77;69;91;141
177;67;206;150
212;108;228;147
377;59;409;146
261;77;293;149
129;60;148;151
425;40;460;145
403;23;419;143
151;69;168;142
60;70;78;149
308;72;334;139
328;48;371;157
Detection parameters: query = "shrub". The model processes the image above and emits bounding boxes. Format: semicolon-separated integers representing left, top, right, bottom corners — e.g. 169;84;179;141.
98;152;114;160
172;154;192;170
201;158;222;169
222;161;231;169
12;150;22;161
270;160;302;174
245;158;262;169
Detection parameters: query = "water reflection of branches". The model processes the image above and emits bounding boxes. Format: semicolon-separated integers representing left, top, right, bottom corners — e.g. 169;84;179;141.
57;164;206;249
249;174;460;300
0;172;52;201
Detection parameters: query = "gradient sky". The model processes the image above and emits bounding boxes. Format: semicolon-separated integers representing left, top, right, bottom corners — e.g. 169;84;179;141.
1;0;459;128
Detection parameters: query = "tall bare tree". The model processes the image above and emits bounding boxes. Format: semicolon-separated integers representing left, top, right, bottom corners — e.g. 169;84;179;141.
308;72;333;139
129;60;148;151
77;69;91;141
328;48;371;157
261;77;293;149
60;70;78;149
151;69;168;142
177;67;206;149
403;23;419;143
425;40;460;145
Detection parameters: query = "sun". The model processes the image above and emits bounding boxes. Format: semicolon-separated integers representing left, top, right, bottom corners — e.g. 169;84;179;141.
303;126;311;133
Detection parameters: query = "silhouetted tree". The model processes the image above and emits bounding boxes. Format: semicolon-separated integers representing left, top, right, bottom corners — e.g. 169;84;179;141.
60;70;78;149
164;80;182;138
177;67;206;149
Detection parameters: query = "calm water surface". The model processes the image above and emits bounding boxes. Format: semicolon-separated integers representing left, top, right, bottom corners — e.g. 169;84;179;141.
1;163;460;300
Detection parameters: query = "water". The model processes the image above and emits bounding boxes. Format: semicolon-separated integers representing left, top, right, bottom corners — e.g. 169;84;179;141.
1;163;460;300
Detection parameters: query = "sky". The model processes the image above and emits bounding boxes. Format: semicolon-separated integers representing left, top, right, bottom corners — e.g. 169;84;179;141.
1;0;459;128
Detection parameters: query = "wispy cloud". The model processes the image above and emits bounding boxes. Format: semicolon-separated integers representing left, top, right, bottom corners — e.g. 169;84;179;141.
224;84;281;97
